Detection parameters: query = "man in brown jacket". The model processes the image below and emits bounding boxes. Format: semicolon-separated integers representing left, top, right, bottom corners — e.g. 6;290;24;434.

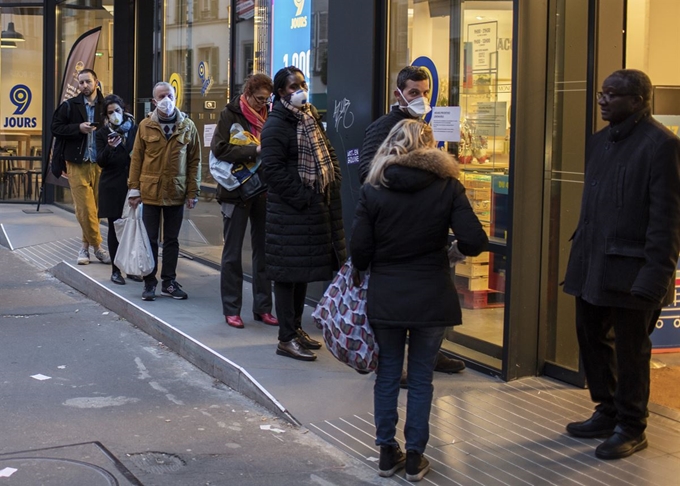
128;81;201;301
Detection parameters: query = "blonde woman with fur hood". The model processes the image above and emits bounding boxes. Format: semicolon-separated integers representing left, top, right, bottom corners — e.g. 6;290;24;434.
350;119;488;481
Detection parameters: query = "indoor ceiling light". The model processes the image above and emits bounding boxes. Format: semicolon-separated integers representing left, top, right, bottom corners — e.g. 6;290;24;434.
68;0;104;9
1;40;17;49
1;22;25;42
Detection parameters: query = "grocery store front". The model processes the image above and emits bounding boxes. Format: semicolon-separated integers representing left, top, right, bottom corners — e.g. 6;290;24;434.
326;0;680;383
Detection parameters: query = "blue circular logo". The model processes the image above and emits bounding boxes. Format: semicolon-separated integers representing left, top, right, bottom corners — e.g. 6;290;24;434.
10;84;32;115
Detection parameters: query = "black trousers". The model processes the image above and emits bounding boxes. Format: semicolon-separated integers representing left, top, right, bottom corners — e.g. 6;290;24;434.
274;281;307;342
106;217;120;275
142;204;184;287
575;297;660;436
220;195;272;316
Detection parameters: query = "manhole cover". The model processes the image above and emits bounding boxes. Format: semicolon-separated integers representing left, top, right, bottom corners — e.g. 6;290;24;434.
127;452;185;474
0;457;118;485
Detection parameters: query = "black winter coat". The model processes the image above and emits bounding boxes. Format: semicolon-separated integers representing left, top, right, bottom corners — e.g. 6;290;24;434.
358;106;413;184
351;149;488;328
95;115;138;219
563;111;680;309
260;101;347;283
51;91;106;165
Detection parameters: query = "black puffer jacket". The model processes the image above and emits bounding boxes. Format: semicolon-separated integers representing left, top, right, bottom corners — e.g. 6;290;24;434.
358;106;413;184
95;114;138;219
260;101;347;283
351;149;488;328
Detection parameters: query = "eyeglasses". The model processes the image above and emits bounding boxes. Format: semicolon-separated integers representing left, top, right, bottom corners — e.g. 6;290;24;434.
596;91;638;102
253;95;271;104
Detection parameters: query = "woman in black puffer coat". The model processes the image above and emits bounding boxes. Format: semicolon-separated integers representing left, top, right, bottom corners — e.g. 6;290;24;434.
95;94;139;285
350;119;487;481
260;66;346;362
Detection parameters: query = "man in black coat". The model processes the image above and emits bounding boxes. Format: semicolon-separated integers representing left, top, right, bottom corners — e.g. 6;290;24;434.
51;68;110;266
358;65;466;376
563;69;680;460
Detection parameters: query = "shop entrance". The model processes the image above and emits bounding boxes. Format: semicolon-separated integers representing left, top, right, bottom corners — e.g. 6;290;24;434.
540;0;625;386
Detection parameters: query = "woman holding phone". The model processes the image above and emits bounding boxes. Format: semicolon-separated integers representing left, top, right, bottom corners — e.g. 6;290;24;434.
95;94;140;285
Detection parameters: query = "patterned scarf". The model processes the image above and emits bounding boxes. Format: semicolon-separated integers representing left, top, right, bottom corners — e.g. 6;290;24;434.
240;94;267;139
280;99;335;194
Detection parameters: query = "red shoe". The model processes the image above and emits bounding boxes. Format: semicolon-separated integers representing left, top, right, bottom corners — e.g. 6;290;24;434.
225;315;244;329
254;312;279;326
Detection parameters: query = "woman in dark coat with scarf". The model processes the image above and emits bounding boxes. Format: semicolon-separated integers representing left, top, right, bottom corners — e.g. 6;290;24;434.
351;120;488;481
211;73;278;330
260;66;347;362
95;94;139;285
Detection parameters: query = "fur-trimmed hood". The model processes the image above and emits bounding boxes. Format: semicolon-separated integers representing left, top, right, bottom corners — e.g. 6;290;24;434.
390;148;459;179
382;148;459;193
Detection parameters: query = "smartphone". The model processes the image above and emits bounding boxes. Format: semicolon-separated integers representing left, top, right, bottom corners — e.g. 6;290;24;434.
107;131;119;139
90;122;100;128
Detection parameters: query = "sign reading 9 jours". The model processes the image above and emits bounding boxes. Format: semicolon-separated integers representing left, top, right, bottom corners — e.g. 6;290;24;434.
272;0;312;78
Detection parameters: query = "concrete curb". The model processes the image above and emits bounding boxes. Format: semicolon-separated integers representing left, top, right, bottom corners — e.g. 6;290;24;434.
49;261;301;426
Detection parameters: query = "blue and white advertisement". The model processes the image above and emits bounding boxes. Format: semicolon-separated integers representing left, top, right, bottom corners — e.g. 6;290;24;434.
272;0;311;80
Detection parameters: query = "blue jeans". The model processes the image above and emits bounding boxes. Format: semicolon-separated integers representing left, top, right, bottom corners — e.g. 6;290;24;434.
373;325;446;454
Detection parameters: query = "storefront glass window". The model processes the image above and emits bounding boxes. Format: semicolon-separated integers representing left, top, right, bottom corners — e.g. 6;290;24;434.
388;0;513;369
626;0;680;124
53;0;114;206
181;0;331;276
0;5;43;201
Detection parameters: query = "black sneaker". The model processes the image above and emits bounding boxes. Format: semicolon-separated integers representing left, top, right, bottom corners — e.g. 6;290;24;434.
161;280;188;300
378;445;405;477
405;451;430;482
142;284;156;301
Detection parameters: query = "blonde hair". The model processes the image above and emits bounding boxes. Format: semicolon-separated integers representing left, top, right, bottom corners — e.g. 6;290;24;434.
365;119;436;186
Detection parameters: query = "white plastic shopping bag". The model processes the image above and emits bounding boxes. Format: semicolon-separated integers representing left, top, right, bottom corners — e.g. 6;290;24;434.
113;204;155;277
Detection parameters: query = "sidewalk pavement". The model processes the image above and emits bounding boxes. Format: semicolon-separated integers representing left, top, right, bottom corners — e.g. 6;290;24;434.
3;202;680;485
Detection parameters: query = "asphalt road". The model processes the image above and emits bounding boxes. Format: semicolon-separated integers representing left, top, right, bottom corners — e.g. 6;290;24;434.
0;247;395;486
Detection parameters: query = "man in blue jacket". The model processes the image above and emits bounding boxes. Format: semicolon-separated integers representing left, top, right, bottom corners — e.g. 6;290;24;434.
563;69;680;459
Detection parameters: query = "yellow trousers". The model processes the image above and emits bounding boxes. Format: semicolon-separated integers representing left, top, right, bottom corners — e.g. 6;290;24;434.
66;161;102;247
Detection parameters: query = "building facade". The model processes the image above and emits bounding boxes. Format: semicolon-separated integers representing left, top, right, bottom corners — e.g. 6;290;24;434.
1;0;679;384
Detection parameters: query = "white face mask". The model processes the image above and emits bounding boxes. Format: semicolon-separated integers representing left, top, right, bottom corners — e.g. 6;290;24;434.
156;97;175;115
288;89;308;108
398;89;432;118
108;112;123;126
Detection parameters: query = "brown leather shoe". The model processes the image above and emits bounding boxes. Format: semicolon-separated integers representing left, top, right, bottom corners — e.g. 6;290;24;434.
276;338;317;361
434;351;465;373
254;312;279;326
296;328;322;350
225;315;244;329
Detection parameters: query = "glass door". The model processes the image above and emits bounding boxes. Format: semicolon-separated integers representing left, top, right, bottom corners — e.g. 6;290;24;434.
541;0;625;386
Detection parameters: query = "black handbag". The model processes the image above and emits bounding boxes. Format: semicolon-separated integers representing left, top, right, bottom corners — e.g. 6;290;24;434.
216;171;267;204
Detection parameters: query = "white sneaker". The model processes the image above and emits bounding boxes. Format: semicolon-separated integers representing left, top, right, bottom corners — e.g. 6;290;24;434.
77;248;90;265
94;247;111;264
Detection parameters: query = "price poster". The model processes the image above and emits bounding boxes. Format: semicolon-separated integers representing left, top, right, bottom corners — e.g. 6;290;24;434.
468;21;498;71
272;0;312;80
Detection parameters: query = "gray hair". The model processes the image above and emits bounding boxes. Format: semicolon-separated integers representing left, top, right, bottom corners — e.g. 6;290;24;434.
152;81;174;99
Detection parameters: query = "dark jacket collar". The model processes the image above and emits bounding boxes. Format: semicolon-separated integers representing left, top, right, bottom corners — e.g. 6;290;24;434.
608;108;651;142
227;96;243;114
